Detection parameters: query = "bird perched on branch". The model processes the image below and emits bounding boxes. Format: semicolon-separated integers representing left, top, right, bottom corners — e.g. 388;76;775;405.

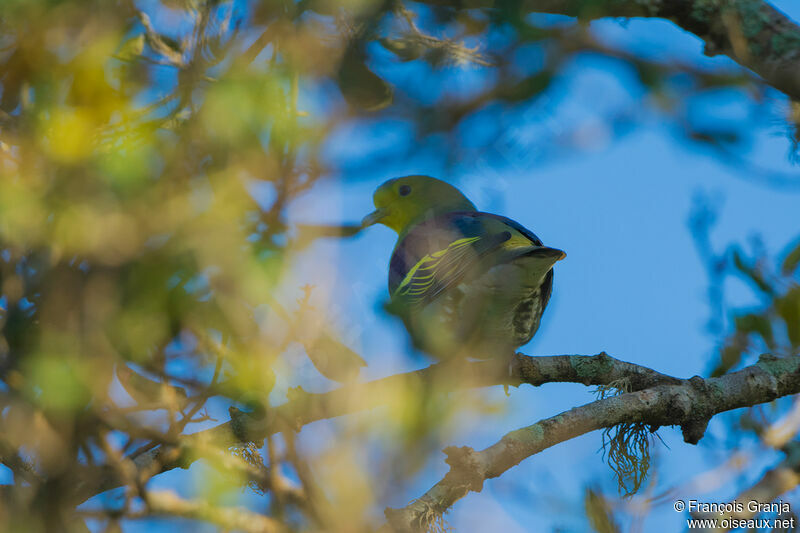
362;175;565;361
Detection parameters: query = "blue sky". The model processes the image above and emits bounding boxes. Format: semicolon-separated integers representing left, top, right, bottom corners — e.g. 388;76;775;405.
84;1;800;531
282;6;800;531
301;130;798;531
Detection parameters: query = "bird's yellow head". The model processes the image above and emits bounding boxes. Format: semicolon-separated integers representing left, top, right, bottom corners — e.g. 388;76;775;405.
362;175;476;234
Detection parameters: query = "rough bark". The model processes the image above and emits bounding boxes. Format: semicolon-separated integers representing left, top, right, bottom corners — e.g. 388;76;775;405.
75;351;800;526
407;0;800;100
384;354;800;531
74;352;675;502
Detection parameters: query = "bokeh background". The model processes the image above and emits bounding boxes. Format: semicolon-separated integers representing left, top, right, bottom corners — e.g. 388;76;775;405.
0;0;799;531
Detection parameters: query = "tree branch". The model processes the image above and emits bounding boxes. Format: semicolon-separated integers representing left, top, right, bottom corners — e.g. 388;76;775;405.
75;352;677;502
407;0;800;100
129;490;285;533
384;354;800;531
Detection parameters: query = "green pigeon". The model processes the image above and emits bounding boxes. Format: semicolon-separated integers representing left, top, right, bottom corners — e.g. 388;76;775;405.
362;175;565;360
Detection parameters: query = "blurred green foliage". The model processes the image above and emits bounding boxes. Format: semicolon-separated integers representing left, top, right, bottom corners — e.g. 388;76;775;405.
0;0;797;531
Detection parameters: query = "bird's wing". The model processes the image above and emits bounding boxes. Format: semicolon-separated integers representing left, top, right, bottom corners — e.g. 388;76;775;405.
475;212;544;246
391;230;513;306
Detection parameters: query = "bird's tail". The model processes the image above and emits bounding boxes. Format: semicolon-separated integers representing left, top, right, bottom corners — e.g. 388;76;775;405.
507;246;566;283
521;246;566;261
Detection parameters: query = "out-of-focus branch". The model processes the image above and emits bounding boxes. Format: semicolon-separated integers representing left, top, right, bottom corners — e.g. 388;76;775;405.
80;351;800;529
725;449;800;508
689;449;800;531
399;0;800;100
384;354;800;531
132;490;285;533
242;351;679;442
688;440;800;531
76;352;678;502
0;441;40;485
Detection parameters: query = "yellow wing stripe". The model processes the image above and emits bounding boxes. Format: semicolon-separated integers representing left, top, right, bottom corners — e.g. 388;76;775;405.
394;236;480;302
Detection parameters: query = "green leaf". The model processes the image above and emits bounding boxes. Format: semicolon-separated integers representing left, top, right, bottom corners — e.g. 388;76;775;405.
734;312;774;348
116;34;145;62
777;286;800;348
782;238;800;276
712;333;749;377
337;45;393;111
496;71;553;102
585;488;620;533
303;330;367;384
732;248;775;296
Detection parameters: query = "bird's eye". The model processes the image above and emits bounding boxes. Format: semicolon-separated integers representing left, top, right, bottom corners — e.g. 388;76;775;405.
398;184;412;196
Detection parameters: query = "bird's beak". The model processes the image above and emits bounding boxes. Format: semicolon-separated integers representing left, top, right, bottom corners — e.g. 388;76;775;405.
361;207;389;228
